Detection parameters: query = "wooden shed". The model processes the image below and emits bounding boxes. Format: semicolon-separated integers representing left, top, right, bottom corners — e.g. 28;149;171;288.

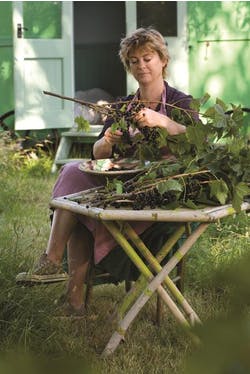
0;1;249;132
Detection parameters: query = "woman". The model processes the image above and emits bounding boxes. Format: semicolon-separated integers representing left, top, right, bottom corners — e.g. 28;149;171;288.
18;28;195;316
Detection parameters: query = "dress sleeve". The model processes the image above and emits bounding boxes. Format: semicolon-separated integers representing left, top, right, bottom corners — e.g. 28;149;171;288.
165;83;199;121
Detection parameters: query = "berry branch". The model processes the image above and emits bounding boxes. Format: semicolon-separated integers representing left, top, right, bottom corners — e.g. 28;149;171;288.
44;90;249;211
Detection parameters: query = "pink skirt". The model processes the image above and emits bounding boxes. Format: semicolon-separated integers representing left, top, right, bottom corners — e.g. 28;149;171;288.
52;161;152;264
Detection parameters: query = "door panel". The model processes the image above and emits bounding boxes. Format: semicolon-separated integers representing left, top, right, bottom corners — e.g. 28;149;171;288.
125;2;188;94
23;1;62;39
13;1;74;130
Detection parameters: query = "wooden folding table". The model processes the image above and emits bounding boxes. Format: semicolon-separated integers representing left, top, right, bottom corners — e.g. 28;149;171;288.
50;191;250;355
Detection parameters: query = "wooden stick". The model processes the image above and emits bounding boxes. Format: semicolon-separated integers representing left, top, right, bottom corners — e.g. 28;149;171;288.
115;225;186;320
102;221;192;336
43;90;198;117
122;222;201;324
102;223;208;356
43;90;98;109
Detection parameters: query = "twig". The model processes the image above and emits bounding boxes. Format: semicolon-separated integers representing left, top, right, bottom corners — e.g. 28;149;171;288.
43;90;198;119
78;169;211;208
126;169;211;194
43;91;98;109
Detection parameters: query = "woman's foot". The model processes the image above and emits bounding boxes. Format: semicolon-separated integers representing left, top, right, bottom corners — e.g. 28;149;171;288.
56;295;86;318
16;253;68;284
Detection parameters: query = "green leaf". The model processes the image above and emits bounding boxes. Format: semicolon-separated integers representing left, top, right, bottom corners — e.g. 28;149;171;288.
118;117;128;131
166;134;192;156
160;162;183;177
186;125;207;149
110;118;128;133
156;128;168;148
120;104;127;113
213;117;227;129
115;180;123;194
183;199;199;209
204;106;215;119
74;116;90;131
215;98;227;112
232;182;250;213
200;93;211;106
231;106;244;124
111;122;120;132
214;103;226;116
190;93;210;111
139;171;157;182
189;98;201;112
209;179;229;205
157;179;183;195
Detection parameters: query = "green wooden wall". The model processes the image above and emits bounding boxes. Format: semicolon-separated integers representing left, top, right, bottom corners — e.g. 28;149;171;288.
0;2;14;128
0;2;249;132
187;1;250;108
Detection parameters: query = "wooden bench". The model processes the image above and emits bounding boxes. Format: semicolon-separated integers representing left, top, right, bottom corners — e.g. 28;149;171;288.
51;125;103;172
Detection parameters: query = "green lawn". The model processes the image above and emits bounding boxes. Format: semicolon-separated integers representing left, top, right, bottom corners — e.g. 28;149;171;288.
0;135;249;373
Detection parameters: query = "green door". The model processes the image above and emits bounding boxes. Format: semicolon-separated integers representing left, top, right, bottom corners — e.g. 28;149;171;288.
13;1;74;130
0;2;14;128
125;2;189;94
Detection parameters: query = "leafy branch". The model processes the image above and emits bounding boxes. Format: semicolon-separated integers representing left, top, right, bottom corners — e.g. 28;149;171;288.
43;90;250;211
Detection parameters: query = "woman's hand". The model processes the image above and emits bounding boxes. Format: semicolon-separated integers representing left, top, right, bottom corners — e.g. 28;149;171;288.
93;127;123;159
135;107;186;135
134;107;162;128
103;127;123;146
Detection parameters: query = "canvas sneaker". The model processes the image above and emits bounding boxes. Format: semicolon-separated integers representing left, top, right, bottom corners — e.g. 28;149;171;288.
16;253;68;284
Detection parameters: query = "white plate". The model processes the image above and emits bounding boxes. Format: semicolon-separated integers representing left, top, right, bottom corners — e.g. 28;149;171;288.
78;158;147;176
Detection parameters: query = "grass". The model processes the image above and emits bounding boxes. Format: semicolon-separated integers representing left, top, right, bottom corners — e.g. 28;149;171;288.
0;132;250;373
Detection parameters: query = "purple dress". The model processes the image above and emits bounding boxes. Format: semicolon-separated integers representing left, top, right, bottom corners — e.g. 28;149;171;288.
52;82;195;264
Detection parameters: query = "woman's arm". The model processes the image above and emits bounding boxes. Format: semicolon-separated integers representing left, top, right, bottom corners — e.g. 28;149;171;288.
93;107;186;159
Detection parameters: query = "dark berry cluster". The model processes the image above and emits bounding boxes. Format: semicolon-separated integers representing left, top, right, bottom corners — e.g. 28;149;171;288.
140;126;159;144
124;101;145;124
112;101;146;145
132;189;176;210
108;99;165;159
183;178;202;201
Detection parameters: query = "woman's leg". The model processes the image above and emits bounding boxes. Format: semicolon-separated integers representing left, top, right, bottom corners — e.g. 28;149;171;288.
45;208;78;265
65;223;93;309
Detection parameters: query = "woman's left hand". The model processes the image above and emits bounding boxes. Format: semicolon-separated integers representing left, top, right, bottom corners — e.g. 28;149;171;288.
134;107;186;135
134;107;164;128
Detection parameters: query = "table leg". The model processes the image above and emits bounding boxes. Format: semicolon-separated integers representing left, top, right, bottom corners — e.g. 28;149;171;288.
102;222;194;341
122;222;201;325
102;222;209;356
114;225;187;321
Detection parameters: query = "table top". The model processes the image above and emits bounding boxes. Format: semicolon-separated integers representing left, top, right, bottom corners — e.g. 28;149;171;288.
50;191;250;223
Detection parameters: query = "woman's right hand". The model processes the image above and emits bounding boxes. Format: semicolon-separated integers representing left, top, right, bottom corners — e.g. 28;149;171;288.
93;127;123;159
103;127;123;146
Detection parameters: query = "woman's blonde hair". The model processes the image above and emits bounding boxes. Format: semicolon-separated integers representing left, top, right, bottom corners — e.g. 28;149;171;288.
119;27;169;78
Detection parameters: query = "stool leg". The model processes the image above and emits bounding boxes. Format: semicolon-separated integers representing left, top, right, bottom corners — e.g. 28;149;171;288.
125;280;132;293
156;294;163;326
176;223;190;292
156;260;186;325
176;258;186;292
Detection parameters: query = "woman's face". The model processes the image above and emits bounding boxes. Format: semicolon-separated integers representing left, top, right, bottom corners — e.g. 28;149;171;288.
128;46;166;85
